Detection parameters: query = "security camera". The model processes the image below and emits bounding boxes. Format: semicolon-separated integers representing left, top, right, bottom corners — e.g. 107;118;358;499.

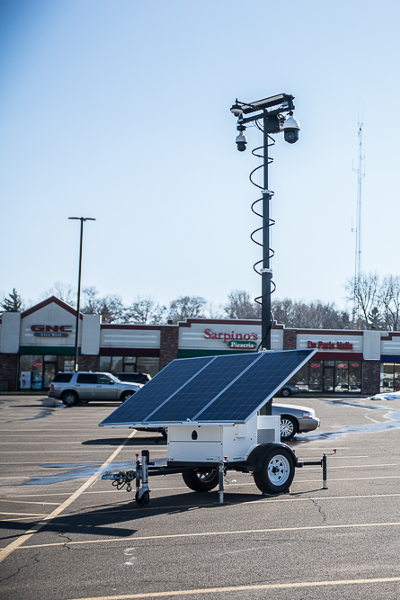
235;124;247;152
230;101;244;117
282;114;300;144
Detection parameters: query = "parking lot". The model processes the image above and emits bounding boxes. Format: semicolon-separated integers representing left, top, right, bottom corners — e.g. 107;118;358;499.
1;393;400;600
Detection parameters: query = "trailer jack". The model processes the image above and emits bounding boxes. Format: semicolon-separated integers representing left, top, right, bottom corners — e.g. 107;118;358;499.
297;450;336;490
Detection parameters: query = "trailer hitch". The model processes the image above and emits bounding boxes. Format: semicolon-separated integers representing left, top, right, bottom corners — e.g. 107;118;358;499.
102;469;136;491
102;450;151;503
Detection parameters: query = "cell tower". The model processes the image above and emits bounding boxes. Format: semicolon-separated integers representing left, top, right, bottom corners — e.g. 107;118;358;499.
353;122;365;319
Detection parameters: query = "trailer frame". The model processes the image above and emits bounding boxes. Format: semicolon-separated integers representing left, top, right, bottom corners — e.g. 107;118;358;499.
102;446;330;506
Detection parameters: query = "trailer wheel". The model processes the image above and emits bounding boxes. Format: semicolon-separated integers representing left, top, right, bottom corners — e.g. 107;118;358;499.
254;447;295;495
182;469;219;492
135;490;150;506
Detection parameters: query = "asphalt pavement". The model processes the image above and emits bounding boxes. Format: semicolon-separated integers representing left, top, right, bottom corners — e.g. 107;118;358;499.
1;393;400;600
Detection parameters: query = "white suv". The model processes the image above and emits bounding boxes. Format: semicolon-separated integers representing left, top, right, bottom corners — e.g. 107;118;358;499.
48;372;142;406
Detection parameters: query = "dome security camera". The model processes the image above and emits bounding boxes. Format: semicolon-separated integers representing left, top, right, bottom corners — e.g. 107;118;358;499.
282;115;300;144
230;101;244;117
235;124;247;152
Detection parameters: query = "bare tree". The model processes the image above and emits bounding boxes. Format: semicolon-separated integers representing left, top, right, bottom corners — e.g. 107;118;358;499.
272;298;353;329
43;281;76;307
81;287;125;323
207;302;225;319
124;296;166;324
345;273;381;329
167;296;207;324
379;275;400;331
224;290;261;319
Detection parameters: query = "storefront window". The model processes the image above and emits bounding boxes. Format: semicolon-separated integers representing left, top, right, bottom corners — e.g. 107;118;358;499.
294;364;309;391
19;355;43;389
335;362;349;392
123;357;136;372
294;360;362;394
348;361;362;393
99;356;124;373
380;363;400;392
394;364;400;391
309;361;322;392
99;356;160;377
137;357;159;377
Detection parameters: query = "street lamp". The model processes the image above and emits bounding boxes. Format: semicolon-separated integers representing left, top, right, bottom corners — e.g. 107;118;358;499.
69;217;96;371
230;94;300;351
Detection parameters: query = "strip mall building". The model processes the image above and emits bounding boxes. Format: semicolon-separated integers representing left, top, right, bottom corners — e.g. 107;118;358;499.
1;296;400;395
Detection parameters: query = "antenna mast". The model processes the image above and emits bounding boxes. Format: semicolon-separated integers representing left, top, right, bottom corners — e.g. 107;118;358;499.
353;122;365;319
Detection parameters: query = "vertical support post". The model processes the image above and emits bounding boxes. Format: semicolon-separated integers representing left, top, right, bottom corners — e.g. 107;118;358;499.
322;453;328;489
141;450;149;492
218;461;224;504
74;218;84;371
262;112;272;351
135;453;141;494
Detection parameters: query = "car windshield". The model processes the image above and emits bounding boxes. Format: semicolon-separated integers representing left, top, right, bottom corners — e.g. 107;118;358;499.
105;373;120;383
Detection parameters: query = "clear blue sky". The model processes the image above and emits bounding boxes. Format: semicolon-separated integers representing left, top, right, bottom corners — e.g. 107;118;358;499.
1;0;399;313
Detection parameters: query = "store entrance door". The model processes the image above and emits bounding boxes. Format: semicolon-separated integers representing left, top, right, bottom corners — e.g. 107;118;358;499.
43;362;57;389
323;364;334;393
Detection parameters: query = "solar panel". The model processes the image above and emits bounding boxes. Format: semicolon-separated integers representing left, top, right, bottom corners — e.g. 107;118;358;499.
99;349;315;428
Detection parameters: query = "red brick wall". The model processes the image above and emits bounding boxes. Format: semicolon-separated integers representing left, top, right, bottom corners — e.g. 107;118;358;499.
283;329;297;350
78;355;99;372
0;354;18;391
362;361;381;395
159;326;179;370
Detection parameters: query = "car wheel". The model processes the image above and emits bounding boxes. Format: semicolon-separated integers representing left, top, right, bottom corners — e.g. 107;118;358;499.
281;387;291;397
254;447;295;495
182;469;219;492
280;415;297;441
121;391;134;402
61;391;78;406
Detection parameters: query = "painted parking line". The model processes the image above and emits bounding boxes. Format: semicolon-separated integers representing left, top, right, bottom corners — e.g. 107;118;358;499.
0;429;137;565
19;519;400;549
64;576;400;600
0;512;48;517
0;450;141;454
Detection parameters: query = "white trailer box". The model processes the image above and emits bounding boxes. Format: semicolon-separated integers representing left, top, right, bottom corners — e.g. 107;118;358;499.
167;414;281;464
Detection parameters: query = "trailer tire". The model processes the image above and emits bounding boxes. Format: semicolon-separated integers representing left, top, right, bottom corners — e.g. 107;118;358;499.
182;469;219;492
254;447;295;495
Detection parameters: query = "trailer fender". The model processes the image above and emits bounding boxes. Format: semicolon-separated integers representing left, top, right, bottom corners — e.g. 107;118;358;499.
246;442;297;472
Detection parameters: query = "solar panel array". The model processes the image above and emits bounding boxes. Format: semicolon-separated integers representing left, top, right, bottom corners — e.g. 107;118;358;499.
99;349;315;428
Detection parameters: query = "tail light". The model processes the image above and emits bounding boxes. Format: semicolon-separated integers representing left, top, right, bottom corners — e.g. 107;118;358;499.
50;384;54;391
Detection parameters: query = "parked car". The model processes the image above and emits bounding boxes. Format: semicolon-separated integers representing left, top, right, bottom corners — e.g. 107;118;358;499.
48;372;143;406
114;372;151;384
278;383;300;397
272;402;320;441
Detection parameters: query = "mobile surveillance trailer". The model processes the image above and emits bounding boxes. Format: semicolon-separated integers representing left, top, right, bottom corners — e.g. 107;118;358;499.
100;349;327;506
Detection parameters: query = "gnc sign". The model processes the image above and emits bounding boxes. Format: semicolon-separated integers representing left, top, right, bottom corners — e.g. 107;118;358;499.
31;325;72;338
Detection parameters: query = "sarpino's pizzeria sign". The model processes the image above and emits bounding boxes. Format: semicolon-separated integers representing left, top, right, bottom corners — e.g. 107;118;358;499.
204;328;258;349
307;340;353;350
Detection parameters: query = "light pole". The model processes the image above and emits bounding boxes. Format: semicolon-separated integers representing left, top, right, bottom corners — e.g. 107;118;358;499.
230;94;300;350
69;217;96;371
